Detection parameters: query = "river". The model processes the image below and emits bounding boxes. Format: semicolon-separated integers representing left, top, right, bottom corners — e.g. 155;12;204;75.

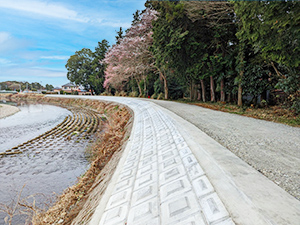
0;104;90;224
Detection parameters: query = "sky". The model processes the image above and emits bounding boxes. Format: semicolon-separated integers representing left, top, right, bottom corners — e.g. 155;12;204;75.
0;0;146;88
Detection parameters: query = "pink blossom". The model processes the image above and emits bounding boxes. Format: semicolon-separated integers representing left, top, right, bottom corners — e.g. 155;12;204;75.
103;9;158;90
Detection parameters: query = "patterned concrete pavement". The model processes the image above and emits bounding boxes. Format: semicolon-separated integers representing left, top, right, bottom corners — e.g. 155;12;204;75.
92;97;234;225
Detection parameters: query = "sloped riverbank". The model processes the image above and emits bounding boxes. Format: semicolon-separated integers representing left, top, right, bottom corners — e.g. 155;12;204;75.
0;94;133;225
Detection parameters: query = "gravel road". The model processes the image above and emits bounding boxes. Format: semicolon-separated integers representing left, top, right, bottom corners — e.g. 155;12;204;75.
148;99;300;200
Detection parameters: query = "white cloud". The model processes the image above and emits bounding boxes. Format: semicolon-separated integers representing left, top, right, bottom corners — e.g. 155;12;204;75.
41;55;69;60
0;32;11;44
0;58;17;67
0;0;133;28
100;20;131;28
0;0;89;23
0;58;11;65
0;32;31;54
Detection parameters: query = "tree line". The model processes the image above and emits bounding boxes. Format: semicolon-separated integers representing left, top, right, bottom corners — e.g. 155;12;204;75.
0;81;54;91
65;1;299;113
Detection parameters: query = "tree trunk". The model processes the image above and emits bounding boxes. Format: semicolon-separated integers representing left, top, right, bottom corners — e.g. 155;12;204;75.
210;76;215;102
156;67;169;99
190;81;197;101
220;78;225;102
136;79;142;96
190;82;193;101
200;79;206;102
227;92;231;103
163;77;168;99
143;76;147;97
197;84;201;101
238;42;245;106
158;70;168;100
238;81;243;106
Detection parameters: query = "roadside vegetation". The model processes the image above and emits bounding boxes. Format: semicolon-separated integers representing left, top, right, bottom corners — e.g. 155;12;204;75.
64;1;299;117
178;100;300;127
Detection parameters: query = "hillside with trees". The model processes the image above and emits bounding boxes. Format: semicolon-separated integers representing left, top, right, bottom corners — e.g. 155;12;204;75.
0;81;53;92
65;1;299;114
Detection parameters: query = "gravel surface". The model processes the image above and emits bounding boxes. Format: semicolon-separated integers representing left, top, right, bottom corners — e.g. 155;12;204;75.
148;99;300;200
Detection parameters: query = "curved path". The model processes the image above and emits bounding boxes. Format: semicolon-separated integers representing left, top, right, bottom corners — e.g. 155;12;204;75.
146;99;300;200
53;96;300;225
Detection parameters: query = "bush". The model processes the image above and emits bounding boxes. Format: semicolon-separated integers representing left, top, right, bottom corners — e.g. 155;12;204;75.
291;96;300;115
100;91;112;96
128;91;138;97
119;91;127;97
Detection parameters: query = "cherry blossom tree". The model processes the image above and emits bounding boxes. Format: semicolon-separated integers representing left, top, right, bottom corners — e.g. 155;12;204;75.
103;8;158;94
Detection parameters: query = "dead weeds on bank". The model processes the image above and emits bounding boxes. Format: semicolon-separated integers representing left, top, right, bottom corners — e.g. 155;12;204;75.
0;185;52;225
192;102;300;127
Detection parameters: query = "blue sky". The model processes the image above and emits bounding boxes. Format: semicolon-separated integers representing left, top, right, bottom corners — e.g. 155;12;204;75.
0;0;146;87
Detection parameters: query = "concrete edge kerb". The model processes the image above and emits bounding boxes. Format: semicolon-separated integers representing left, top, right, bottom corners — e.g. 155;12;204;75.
89;98;137;225
152;101;300;225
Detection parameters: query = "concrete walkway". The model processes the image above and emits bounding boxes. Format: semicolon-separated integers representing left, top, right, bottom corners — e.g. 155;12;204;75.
61;96;300;225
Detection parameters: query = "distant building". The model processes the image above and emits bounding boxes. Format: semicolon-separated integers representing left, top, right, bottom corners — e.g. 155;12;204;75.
78;89;91;95
61;83;78;93
53;87;62;94
61;83;91;95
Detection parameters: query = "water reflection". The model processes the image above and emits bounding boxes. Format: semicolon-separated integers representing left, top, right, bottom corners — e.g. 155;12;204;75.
0;104;71;152
0;104;91;224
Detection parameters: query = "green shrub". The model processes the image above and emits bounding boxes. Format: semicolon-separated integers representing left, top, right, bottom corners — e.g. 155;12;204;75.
128;91;138;97
291;97;300;115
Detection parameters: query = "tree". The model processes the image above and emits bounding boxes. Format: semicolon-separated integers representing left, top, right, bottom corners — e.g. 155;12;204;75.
132;10;141;25
184;1;236;102
45;84;54;91
234;1;300;107
66;40;109;95
66;48;94;92
235;1;299;69
103;8;158;95
115;27;123;45
149;1;191;99
90;40;110;95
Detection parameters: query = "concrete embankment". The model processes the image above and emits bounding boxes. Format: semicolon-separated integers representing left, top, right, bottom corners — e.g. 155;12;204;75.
0;103;20;118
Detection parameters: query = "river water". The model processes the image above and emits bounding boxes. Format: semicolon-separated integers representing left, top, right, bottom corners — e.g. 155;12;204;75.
0;104;90;224
0;104;70;152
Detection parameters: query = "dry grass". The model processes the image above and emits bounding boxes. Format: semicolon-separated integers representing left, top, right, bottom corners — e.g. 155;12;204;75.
184;101;300;127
